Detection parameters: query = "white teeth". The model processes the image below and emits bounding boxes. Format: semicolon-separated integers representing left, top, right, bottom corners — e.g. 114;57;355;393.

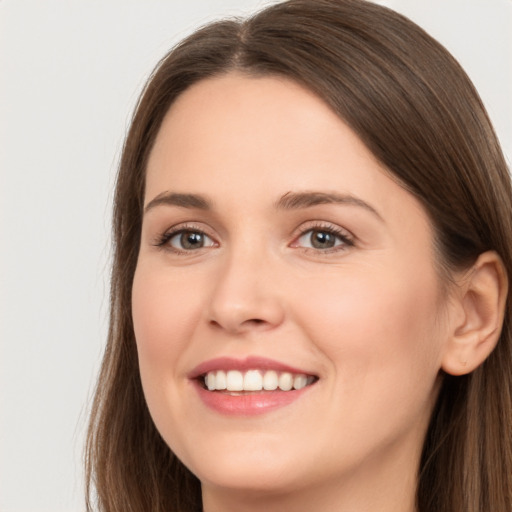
278;372;293;391
226;370;244;391
244;370;263;391
204;369;315;392
263;370;278;390
293;374;308;390
216;370;227;390
206;373;216;391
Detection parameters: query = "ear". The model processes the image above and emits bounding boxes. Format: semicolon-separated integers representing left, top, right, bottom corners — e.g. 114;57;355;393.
441;251;508;376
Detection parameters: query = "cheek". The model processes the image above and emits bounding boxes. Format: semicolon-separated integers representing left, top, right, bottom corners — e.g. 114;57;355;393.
131;262;209;447
291;266;445;456
131;264;202;377
294;265;444;384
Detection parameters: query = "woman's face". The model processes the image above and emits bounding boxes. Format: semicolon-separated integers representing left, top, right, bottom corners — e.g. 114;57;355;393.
132;74;452;503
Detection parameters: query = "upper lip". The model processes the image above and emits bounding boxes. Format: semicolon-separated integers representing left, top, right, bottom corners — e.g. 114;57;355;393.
188;356;317;380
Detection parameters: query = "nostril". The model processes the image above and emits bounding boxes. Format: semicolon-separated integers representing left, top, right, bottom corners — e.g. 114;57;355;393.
208;317;268;333
243;318;268;328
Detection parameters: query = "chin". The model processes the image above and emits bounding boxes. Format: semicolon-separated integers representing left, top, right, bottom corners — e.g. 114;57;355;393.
197;465;304;497
179;439;305;494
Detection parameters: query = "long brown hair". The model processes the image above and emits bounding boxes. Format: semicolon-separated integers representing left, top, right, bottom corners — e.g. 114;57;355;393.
85;1;512;510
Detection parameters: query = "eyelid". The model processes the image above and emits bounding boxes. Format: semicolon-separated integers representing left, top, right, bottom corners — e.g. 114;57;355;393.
289;221;355;252
153;222;219;253
151;219;355;255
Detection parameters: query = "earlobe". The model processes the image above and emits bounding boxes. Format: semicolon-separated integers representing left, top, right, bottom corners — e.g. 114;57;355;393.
441;251;508;376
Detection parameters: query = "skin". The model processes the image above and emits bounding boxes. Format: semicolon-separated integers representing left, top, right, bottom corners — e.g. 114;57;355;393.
132;73;464;512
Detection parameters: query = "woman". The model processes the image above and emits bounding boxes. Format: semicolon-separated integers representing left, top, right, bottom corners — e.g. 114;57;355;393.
85;0;512;510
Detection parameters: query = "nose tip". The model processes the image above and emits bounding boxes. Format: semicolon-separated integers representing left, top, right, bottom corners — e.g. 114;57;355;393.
206;264;285;335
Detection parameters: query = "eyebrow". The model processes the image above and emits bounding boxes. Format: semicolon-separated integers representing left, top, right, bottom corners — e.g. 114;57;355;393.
144;192;212;213
274;191;383;220
144;190;382;221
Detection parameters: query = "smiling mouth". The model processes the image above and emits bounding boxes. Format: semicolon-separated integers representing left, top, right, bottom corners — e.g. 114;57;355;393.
201;369;318;393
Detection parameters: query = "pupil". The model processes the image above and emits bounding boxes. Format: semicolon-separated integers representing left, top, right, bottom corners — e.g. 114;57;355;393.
312;230;334;249
181;231;203;249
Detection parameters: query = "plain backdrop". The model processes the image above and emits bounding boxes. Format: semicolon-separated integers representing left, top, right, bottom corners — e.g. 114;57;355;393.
1;1;510;511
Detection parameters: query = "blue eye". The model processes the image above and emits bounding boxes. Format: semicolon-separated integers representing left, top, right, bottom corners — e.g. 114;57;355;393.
296;228;352;250
165;230;215;251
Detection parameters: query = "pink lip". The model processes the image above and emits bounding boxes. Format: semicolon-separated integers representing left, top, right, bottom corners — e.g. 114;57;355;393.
188;356;317;416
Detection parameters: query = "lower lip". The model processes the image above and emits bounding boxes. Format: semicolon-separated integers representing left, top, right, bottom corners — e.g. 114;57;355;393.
192;380;314;416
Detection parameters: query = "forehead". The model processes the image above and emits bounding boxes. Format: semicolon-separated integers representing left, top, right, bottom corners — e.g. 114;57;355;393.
145;73;429;233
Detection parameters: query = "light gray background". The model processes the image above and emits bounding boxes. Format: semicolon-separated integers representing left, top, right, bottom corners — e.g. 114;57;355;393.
1;1;510;511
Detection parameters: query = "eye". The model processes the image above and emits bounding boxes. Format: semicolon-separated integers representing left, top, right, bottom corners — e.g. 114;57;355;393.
294;225;354;251
159;228;216;252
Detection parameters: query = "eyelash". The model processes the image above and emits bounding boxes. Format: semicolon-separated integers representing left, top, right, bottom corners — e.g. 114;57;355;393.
292;222;355;254
154;222;355;255
154;223;216;254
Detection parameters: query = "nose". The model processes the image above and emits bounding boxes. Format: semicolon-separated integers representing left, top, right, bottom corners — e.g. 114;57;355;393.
207;249;285;335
